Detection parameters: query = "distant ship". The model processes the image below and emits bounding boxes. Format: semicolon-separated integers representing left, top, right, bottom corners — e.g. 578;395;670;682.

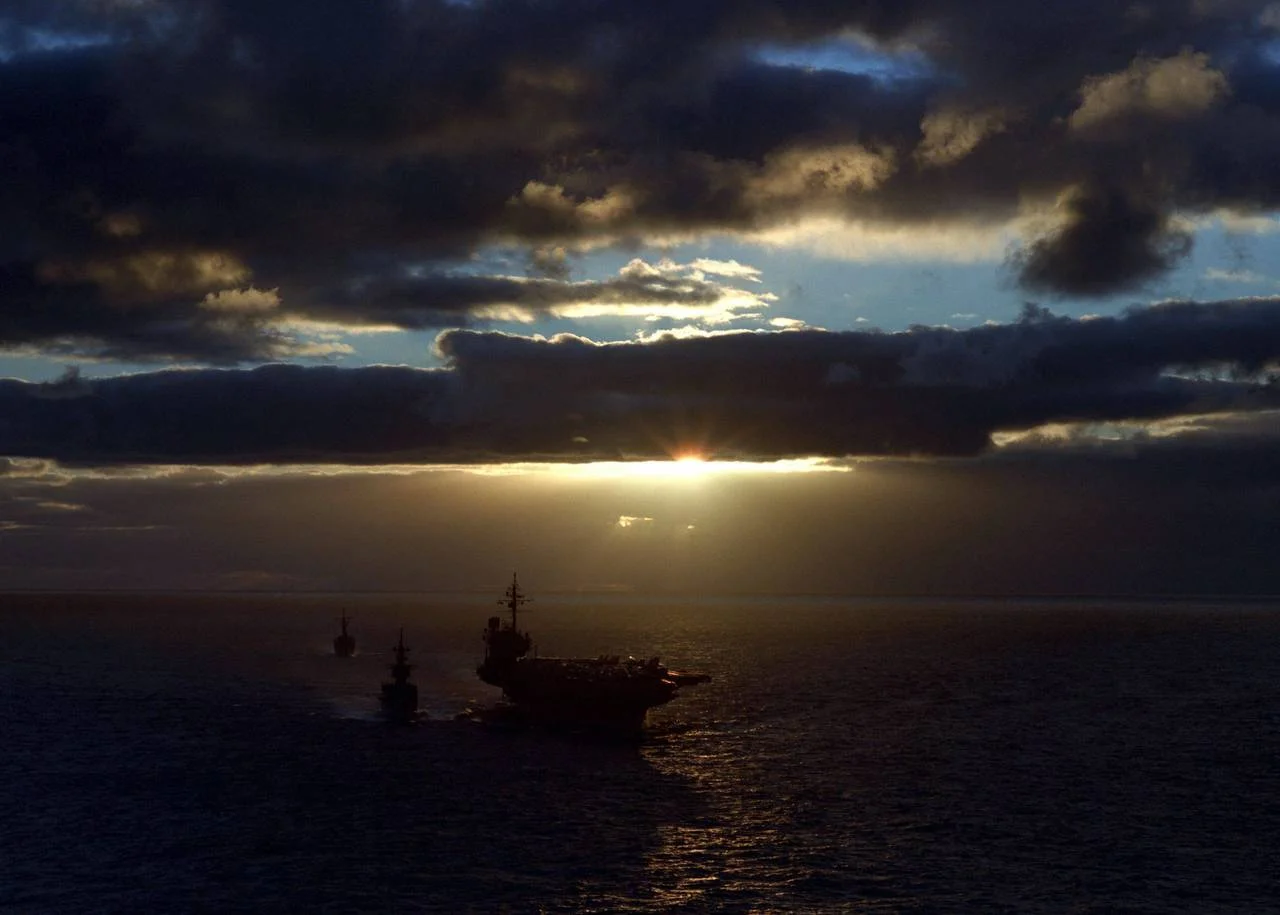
333;612;355;657
379;629;419;723
477;574;710;733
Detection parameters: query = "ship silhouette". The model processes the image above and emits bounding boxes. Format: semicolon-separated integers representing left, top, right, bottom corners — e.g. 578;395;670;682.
477;574;710;733
379;628;419;723
333;612;355;657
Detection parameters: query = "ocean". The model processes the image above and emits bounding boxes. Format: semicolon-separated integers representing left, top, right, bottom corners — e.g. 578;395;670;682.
3;593;1278;913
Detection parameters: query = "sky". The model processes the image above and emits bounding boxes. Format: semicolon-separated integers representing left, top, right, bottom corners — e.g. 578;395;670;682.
4;0;1280;594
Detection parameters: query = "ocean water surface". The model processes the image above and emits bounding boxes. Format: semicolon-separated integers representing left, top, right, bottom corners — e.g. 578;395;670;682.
3;593;1279;912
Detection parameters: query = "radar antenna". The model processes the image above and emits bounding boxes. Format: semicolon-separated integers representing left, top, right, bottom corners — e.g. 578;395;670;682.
500;572;533;630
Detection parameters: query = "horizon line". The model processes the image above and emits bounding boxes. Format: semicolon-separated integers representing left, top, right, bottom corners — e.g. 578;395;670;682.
3;587;1279;603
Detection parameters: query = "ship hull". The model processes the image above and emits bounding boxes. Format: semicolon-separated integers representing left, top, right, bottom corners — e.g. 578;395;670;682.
479;657;677;733
503;685;662;732
478;575;709;735
503;700;649;735
379;683;419;723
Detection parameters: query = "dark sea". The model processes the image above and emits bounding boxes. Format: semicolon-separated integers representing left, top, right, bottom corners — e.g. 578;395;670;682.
3;593;1279;913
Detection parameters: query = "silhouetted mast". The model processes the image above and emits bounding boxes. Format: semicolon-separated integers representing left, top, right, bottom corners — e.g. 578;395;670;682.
501;572;532;631
389;628;413;683
380;627;418;721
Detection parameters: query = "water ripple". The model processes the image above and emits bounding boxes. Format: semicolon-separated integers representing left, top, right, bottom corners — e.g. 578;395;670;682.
2;595;1280;911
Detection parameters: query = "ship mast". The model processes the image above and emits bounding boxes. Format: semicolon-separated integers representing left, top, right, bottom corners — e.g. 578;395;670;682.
501;572;532;630
389;627;413;684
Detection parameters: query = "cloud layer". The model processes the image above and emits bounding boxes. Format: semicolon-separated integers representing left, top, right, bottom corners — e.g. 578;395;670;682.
2;299;1278;464
5;1;1280;361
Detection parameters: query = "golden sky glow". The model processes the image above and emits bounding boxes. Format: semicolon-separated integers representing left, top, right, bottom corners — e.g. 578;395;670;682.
535;457;852;479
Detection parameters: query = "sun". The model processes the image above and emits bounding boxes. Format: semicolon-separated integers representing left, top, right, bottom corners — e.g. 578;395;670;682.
669;453;709;475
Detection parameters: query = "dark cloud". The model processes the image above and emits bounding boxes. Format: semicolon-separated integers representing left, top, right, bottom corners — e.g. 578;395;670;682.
0;252;755;362
2;299;1279;464
0;259;304;363
0;364;459;463
1013;185;1193;297
307;265;749;330
3;0;1280;362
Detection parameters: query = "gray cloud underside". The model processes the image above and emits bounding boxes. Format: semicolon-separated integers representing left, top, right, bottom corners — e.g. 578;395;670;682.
4;1;1280;360
3;299;1280;464
314;271;728;327
0;260;740;362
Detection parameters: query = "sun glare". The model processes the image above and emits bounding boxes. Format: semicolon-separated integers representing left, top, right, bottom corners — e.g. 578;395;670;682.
542;456;849;479
448;456;852;478
672;453;708;474
578;456;713;480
